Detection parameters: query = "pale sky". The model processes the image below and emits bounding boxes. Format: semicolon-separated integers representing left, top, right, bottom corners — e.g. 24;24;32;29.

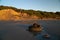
0;0;60;12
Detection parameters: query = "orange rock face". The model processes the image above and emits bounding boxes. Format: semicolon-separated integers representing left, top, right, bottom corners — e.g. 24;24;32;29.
0;9;39;21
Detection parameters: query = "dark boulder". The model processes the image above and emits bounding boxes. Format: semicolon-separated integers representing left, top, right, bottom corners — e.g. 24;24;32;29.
28;23;43;32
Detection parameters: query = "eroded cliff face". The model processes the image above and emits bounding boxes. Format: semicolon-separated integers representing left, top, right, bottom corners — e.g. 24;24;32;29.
0;9;38;21
0;9;20;21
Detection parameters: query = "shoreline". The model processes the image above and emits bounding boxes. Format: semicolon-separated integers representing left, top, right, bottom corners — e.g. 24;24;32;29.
0;18;60;21
19;18;60;20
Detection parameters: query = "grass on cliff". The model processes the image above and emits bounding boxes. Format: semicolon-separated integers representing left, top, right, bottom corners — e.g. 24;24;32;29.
0;5;60;19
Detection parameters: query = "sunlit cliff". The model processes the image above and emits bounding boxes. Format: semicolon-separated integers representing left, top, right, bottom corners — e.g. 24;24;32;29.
0;6;60;21
0;9;38;21
0;9;20;21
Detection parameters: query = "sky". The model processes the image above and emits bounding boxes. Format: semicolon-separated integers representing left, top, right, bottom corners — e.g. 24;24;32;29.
0;0;60;12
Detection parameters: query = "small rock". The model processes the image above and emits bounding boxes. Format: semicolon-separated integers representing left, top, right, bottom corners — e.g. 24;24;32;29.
43;34;50;39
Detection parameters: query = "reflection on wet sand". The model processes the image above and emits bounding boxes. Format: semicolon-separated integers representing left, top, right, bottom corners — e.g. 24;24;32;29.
0;20;60;40
0;21;37;40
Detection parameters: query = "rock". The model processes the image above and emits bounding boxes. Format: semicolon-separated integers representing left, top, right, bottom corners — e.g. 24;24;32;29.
43;34;50;39
28;23;43;32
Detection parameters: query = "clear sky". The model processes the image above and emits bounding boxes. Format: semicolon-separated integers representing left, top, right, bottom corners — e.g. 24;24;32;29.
0;0;60;12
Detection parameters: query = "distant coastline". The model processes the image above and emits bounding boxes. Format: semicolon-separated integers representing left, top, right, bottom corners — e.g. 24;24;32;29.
0;6;60;21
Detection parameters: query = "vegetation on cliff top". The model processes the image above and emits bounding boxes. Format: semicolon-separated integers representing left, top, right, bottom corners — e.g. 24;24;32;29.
0;5;60;19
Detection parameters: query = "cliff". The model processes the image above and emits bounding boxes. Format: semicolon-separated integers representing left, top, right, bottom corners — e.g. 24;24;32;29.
0;9;39;21
0;9;20;21
0;6;60;21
